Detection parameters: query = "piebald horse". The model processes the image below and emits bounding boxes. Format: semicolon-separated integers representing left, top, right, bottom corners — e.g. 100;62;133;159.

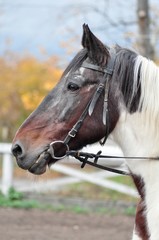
12;24;159;240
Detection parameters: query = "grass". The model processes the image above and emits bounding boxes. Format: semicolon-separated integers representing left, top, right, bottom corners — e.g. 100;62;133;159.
57;175;137;203
0;188;106;214
0;188;41;209
109;175;134;186
0;174;137;216
124;206;136;216
0;187;136;216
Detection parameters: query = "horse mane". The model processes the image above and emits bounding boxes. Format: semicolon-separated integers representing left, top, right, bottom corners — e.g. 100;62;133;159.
114;46;159;125
113;46;140;112
136;56;159;115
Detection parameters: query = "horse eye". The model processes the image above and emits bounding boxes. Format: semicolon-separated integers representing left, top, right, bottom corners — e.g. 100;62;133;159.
67;82;80;92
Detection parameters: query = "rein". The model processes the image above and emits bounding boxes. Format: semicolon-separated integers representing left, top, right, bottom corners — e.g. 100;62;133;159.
66;150;159;176
67;150;130;175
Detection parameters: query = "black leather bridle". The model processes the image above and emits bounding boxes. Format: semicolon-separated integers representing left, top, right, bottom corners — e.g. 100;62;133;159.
48;48;117;159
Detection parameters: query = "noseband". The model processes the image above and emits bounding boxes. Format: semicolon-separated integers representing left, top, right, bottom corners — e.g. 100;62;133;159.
48;48;117;160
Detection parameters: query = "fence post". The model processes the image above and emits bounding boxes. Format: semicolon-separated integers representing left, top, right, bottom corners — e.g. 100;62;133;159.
1;153;13;195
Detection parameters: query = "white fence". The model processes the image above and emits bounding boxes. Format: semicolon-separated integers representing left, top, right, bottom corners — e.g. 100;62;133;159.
0;142;138;197
0;143;13;195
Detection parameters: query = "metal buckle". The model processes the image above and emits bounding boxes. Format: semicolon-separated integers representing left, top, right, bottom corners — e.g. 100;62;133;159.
68;128;77;138
48;140;69;160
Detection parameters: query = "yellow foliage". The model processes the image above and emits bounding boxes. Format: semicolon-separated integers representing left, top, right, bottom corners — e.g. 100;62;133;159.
0;54;62;140
21;91;42;111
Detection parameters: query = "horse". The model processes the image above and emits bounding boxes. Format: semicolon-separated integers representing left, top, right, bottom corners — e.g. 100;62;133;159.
12;24;159;240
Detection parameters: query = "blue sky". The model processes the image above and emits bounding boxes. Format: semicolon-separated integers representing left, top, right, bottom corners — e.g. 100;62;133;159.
0;0;158;63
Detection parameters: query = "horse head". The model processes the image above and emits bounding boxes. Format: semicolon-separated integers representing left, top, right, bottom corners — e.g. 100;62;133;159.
12;24;138;175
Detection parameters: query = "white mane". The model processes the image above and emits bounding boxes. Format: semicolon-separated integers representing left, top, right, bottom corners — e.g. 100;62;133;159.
134;56;159;116
113;55;159;157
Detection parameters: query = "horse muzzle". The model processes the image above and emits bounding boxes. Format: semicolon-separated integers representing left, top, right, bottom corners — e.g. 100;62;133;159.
12;140;69;175
12;141;50;175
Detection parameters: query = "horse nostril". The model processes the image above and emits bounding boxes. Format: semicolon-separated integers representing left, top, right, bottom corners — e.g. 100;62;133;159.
12;143;24;158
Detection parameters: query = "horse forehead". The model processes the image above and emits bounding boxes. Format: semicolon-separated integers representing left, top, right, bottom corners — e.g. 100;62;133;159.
78;66;100;81
79;66;85;75
64;68;86;84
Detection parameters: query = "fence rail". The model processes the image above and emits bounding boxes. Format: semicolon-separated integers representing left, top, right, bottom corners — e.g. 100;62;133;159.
0;143;13;195
0;142;137;197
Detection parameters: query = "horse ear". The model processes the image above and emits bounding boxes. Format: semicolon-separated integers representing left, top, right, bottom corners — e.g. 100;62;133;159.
82;24;109;66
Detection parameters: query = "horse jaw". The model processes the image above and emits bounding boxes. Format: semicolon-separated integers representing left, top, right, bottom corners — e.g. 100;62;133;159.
112;110;159;240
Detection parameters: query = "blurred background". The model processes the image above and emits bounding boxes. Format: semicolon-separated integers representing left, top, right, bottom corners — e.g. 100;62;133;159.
0;0;159;142
0;1;158;239
0;0;158;222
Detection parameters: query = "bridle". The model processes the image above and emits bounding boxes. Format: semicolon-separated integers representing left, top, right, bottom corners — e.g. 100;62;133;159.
48;48;116;157
47;48;159;176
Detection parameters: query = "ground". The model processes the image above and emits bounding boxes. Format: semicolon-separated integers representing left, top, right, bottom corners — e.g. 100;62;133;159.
0;208;134;240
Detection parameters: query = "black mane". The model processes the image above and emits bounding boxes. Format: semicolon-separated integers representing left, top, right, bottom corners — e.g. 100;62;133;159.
113;47;141;112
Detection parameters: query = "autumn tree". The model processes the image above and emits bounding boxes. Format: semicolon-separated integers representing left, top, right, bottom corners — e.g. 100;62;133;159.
0;53;62;141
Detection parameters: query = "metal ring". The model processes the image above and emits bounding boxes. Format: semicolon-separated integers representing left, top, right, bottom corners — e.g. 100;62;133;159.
49;140;69;160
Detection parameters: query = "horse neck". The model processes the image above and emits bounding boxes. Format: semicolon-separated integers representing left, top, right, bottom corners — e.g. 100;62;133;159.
112;111;159;240
110;54;159;239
